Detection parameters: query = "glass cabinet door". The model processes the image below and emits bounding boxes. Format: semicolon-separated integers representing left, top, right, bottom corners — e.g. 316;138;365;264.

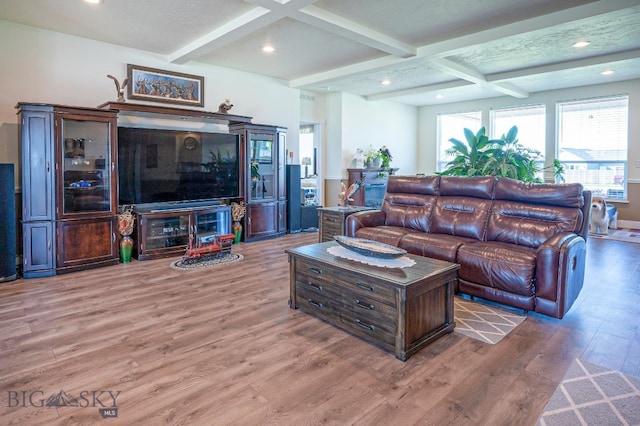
144;214;190;250
195;208;231;238
61;118;112;215
249;132;276;201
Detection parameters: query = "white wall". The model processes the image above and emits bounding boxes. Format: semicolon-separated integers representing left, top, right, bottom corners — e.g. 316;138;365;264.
0;20;301;188
340;93;417;178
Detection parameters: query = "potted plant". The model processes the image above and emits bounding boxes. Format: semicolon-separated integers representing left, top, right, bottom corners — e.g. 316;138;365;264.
364;145;382;168
439;126;564;183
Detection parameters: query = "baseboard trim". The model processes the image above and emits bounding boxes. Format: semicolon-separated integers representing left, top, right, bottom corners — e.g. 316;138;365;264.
617;219;640;229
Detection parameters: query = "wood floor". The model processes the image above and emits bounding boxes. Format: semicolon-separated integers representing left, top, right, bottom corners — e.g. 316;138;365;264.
1;233;639;425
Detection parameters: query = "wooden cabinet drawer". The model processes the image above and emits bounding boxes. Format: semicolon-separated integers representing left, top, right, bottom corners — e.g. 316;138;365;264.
295;258;396;305
296;285;396;347
295;277;397;323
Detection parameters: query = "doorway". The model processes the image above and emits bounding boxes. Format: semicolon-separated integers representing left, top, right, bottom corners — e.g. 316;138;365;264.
299;123;322;206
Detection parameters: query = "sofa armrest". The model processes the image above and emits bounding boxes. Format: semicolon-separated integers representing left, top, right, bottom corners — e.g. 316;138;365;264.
345;210;386;237
535;232;587;318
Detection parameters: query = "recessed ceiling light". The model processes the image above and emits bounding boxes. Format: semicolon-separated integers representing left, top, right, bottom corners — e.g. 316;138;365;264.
84;0;103;4
601;69;614;76
573;40;590;48
436;94;444;99
262;45;275;53
381;79;391;85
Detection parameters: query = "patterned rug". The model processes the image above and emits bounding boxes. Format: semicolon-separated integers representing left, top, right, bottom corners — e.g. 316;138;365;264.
537;359;640;425
590;228;640;244
454;297;527;345
169;253;243;271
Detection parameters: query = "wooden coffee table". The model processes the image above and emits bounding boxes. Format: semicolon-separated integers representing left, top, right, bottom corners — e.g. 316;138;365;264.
286;241;460;361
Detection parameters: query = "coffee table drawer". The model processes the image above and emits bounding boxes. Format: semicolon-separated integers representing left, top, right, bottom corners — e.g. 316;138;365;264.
296;286;396;347
296;278;397;323
295;258;396;304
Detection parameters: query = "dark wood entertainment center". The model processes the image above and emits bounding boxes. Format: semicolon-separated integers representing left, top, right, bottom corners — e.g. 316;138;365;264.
18;101;287;275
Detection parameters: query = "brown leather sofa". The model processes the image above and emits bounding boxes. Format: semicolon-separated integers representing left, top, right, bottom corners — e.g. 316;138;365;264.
345;175;592;319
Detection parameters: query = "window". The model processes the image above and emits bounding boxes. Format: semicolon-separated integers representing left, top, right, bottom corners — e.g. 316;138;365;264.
557;95;628;199
491;104;546;180
437;111;481;172
490;105;546;155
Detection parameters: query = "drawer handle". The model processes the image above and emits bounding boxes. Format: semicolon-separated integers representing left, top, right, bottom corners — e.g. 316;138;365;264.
326;218;338;222
307;281;323;291
307;299;323;309
308;267;323;275
356;282;375;292
355;299;375;310
355;319;375;331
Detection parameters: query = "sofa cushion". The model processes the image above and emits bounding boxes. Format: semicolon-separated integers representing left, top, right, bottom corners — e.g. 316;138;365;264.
381;175;439;233
398;232;477;263
354;225;421;247
430;197;493;240
494;178;584;208
487;201;584;248
429;176;496;240
439;176;496;198
457;241;537;297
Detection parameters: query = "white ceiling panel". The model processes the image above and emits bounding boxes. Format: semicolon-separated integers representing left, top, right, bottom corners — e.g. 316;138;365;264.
1;0;639;106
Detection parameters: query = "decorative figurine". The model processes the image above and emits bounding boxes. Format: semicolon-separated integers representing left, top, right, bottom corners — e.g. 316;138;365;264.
218;98;234;113
107;74;129;102
338;180;363;207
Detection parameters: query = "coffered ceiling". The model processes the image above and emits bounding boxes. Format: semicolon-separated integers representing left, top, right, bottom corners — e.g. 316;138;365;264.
1;0;639;106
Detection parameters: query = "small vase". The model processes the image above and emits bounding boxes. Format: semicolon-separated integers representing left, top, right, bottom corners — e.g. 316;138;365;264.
119;234;133;263
232;221;242;244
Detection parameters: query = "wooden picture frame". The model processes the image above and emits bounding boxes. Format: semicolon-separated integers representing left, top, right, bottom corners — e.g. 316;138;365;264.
127;64;204;107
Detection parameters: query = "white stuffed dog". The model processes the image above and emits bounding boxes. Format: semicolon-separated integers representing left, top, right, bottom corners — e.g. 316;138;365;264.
589;196;610;235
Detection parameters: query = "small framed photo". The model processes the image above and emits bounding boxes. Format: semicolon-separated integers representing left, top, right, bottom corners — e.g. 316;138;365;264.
127;64;204;107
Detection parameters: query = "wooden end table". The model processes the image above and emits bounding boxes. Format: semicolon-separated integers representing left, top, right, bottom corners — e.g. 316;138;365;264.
286;241;460;361
317;206;373;242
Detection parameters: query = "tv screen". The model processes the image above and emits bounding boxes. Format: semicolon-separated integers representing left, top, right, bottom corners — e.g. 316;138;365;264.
118;127;240;206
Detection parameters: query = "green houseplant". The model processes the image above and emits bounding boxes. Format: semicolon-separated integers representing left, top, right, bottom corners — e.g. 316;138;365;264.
439;126;563;183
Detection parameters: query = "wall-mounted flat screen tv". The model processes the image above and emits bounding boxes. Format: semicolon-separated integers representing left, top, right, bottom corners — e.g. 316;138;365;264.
118;127;240;207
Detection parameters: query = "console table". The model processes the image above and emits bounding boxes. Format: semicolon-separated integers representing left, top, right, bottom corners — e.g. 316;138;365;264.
287;241;460;361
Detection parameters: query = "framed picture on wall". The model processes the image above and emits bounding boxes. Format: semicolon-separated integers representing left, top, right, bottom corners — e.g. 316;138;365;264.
126;64;204;107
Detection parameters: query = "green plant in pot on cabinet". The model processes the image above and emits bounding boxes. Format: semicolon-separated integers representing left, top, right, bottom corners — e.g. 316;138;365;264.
364;145;382;168
439;126;564;183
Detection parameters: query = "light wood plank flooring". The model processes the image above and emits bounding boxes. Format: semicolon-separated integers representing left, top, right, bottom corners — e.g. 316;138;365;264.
1;233;639;425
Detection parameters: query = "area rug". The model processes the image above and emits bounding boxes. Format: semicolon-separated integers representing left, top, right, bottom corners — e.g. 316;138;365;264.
169;253;243;271
590;228;640;244
537;358;640;426
453;297;527;345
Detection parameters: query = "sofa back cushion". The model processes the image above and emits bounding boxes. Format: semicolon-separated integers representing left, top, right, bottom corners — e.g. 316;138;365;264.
430;176;496;240
487;178;585;247
382;175;439;233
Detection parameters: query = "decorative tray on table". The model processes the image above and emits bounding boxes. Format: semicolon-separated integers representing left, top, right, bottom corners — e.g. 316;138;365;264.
333;236;407;259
